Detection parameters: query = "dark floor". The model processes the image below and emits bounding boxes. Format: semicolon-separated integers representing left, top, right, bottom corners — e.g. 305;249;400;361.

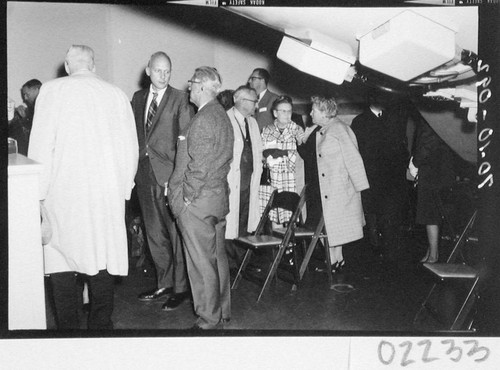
46;225;462;333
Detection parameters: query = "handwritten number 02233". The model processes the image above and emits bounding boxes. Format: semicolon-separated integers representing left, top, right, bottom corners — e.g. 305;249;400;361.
377;339;490;366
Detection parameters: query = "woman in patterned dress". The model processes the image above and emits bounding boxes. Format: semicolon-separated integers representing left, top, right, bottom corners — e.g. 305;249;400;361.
259;95;304;224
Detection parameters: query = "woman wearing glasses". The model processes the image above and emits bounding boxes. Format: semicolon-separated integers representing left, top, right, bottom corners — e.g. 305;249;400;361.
259;95;304;224
298;96;369;273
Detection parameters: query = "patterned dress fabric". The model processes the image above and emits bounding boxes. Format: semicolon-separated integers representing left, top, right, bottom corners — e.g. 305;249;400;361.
259;120;304;223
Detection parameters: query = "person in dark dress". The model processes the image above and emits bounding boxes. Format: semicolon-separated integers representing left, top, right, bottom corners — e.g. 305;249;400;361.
297;124;323;230
410;117;457;263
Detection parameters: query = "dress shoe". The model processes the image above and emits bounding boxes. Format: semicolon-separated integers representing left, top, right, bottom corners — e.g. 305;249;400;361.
221;317;231;324
314;261;330;273
190;321;223;330
331;260;345;274
190;323;204;331
161;291;191;311
420;250;438;264
420;250;430;263
137;287;172;302
336;259;345;272
424;254;439;264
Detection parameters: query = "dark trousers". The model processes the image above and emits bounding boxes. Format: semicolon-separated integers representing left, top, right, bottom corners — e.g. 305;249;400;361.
177;205;230;328
363;186;407;258
50;270;114;330
136;177;188;293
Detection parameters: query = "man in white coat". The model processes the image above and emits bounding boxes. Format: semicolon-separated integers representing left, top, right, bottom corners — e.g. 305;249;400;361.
225;86;263;269
28;45;139;329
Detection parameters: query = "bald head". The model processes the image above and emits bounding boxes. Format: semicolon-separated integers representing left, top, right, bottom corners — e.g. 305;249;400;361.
64;45;95;75
148;52;172;69
146;52;172;91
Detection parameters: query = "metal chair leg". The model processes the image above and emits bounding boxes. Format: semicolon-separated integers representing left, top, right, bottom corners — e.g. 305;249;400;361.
451;277;479;330
231;249;253;290
257;244;288;303
323;237;333;289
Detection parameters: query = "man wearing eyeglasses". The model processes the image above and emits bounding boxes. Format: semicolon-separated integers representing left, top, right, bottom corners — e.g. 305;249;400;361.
131;51;193;311
168;67;234;330
248;68;279;132
224;86;263;270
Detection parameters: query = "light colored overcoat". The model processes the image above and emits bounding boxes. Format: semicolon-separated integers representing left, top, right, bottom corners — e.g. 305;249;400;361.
316;117;369;246
28;70;139;275
225;107;263;239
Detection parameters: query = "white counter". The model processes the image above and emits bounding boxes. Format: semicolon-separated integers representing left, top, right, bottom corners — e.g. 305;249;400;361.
8;154;47;329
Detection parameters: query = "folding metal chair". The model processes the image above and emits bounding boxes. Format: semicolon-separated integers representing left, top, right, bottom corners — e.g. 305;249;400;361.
413;209;479;331
274;214;333;289
231;187;306;302
435;180;477;248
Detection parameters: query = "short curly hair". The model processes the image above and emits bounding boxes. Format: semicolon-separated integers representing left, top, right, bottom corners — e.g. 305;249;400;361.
310;95;338;118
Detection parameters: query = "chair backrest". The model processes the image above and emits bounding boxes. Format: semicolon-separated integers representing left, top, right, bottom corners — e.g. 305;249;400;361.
254;186;307;236
447;209;478;264
278;186;307;244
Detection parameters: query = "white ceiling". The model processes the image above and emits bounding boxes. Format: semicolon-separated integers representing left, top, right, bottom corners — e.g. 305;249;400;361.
227;6;478;59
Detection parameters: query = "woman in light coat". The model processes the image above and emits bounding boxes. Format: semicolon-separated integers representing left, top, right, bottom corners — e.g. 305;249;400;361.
299;96;369;272
225;91;263;239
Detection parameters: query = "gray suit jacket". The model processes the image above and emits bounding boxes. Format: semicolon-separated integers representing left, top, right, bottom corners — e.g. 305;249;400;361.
255;89;279;132
132;85;193;186
168;99;234;219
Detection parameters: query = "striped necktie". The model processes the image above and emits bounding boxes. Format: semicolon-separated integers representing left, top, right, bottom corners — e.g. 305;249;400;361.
146;92;158;133
244;118;251;145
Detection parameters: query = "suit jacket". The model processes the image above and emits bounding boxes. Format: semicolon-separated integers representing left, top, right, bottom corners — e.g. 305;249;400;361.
316;117;369;246
225;107;263;238
350;106;409;192
255;89;278;132
168;99;234;219
132;85;193;186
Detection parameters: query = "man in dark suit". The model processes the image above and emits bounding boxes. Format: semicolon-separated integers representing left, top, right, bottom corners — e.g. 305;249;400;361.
247;68;279;132
132;51;193;310
168;66;234;330
350;92;409;262
8;79;42;155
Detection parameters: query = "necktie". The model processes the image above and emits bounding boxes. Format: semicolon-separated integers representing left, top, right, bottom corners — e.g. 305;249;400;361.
146;92;158;133
244;118;251;145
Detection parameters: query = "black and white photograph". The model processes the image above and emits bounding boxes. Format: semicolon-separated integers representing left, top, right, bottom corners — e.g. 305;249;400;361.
2;0;500;368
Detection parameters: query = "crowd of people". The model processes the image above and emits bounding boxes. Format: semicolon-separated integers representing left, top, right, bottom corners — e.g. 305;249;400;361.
8;44;472;331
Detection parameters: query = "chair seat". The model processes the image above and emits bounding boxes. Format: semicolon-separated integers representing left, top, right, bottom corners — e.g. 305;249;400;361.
424;263;478;279
236;235;283;248
274;226;326;238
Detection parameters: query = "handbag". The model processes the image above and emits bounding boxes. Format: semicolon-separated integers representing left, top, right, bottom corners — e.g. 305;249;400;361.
260;164;271;186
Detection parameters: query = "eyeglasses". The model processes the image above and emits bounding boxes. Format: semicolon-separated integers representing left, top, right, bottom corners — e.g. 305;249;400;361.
187;80;202;85
276;109;292;114
242;98;258;103
248;76;263;81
